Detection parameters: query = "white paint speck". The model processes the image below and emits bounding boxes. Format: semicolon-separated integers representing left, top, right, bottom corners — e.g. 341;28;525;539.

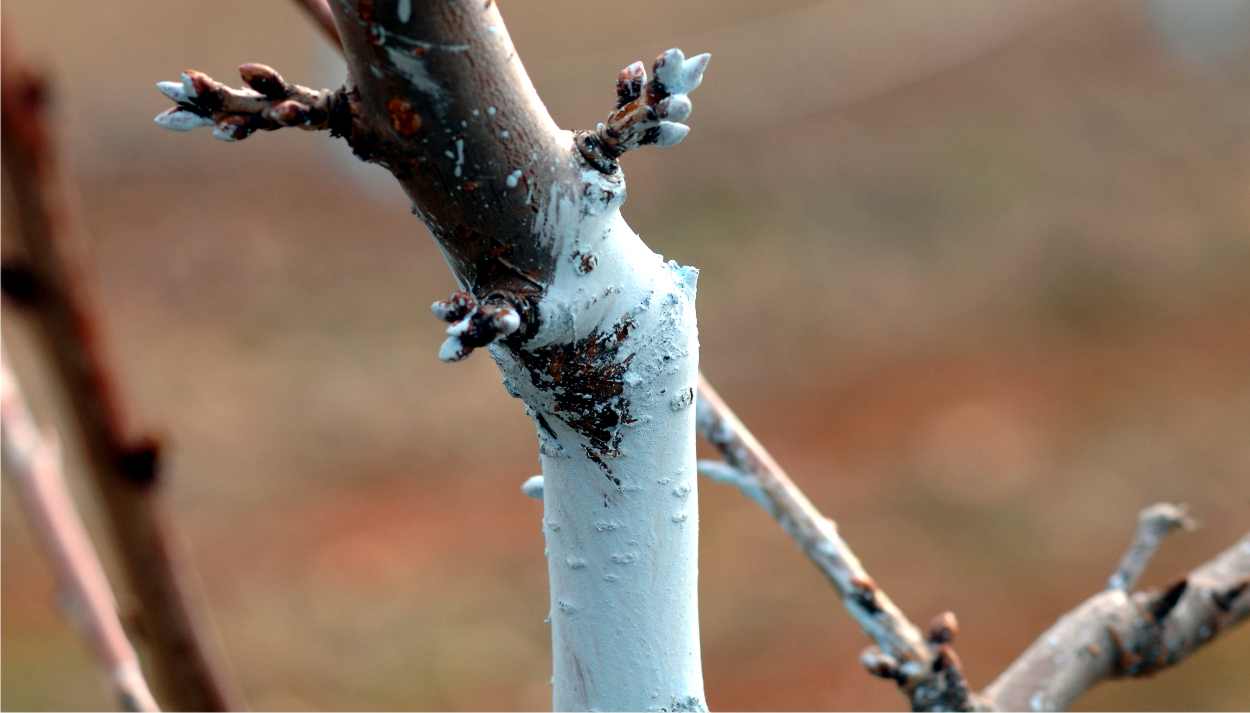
453;138;464;177
506;169;523;188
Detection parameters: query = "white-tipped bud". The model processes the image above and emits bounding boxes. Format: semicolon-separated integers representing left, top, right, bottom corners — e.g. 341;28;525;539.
657;94;692;122
492;308;521;336
431;300;457;321
654;121;690;147
153;108;212;132
445;315;472;337
654;48;686;88
211;124;240;142
678;53;710;94
438;336;468;362
156;80;190;104
521;475;544;500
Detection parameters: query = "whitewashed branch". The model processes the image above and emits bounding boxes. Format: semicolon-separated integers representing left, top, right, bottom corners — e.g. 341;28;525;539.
1108;502;1195;592
982;504;1248;711
695;376;979;711
1;349;160;712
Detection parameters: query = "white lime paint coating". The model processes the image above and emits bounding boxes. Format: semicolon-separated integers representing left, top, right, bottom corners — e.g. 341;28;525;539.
492;132;705;712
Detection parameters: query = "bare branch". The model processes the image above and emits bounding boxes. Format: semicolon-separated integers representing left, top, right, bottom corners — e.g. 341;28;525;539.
983;508;1249;711
1;42;236;711
695;376;980;710
1108;502;1195;591
1;350;160;712
154;64;348;142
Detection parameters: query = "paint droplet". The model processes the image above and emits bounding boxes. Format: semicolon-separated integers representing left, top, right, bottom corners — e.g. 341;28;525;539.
506;169;523;188
672;512;688;524
672;483;691;499
557;600;578;615
566;556;587;570
603;573;620;583
610;552;638;565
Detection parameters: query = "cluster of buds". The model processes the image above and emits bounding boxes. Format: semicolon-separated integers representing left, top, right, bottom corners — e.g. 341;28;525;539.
431;291;523;362
153;64;340;142
577;48;711;173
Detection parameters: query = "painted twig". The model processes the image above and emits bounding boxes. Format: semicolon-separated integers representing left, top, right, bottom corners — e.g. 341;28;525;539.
983;513;1248;711
695;375;981;711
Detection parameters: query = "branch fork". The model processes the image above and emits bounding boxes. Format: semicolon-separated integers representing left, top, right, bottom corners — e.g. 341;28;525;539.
577;48;711;173
154;64;346;142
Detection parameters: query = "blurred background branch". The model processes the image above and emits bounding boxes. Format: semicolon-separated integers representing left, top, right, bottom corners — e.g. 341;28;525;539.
1;34;236;710
1;349;160;712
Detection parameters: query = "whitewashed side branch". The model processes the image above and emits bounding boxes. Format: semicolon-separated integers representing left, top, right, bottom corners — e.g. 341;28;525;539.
694;375;979;711
983;506;1248;711
1;349;160;712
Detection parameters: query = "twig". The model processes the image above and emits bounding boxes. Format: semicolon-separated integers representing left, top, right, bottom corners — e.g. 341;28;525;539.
154;64;348;142
1108;502;1195;591
575;49;711;173
695;376;980;711
982;515;1249;711
1;41;236;711
289;0;341;49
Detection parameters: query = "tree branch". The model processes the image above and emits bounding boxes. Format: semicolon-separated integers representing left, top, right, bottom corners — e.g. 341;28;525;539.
1107;502;1195;592
695;375;981;711
2;42;236;711
1;349;160;712
983;516;1248;711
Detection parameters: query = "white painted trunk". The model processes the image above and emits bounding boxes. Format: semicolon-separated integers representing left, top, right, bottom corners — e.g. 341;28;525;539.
492;134;706;712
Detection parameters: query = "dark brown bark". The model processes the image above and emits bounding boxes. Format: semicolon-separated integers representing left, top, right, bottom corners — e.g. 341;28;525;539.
2;41;236;712
327;0;574;306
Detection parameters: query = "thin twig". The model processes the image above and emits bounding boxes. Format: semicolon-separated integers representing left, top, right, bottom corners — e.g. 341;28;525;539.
1;40;237;711
1108;502;1195;591
154;64;348;142
983;513;1248;711
695;376;980;710
1;349;160;712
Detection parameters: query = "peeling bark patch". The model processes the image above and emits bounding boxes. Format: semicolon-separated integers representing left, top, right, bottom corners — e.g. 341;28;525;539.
517;317;636;483
386;97;422;136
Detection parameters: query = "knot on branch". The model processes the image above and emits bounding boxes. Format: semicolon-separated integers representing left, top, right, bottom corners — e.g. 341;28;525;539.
154;64;348;142
431;290;524;363
576;48;710;173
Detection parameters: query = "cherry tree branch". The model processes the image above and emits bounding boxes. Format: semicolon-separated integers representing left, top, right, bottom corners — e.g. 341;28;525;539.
1;43;236;711
1;350;160;712
695;375;981;711
983;514;1248;711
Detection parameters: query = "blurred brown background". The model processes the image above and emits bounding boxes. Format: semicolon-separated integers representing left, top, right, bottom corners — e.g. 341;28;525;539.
2;0;1248;709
